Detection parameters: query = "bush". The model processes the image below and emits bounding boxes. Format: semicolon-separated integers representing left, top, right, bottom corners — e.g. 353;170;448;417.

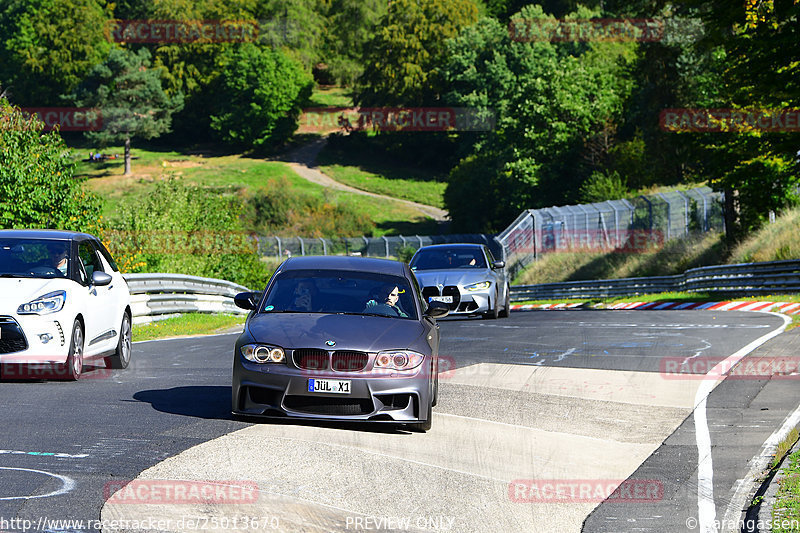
0;98;102;231
105;179;272;289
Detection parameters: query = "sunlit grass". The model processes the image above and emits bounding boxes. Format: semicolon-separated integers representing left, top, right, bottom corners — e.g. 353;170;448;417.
133;313;245;342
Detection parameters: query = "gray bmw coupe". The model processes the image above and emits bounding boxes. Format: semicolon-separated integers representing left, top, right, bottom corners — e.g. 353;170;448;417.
231;256;449;431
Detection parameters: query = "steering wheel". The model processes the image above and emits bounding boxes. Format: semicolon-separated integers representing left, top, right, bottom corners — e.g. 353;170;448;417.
28;266;60;276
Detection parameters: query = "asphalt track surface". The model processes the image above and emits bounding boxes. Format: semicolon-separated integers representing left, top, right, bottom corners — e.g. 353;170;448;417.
0;310;793;532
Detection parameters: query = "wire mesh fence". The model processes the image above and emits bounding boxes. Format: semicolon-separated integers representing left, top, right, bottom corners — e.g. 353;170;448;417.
496;186;725;280
256;234;503;261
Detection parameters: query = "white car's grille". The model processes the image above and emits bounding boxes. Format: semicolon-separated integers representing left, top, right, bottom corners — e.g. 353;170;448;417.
0;316;28;354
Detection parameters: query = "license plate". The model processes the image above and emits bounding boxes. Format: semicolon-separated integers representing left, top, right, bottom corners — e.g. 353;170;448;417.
429;295;453;303
308;378;351;394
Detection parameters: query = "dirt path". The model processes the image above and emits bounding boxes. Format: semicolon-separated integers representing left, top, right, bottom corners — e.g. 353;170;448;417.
279;137;449;222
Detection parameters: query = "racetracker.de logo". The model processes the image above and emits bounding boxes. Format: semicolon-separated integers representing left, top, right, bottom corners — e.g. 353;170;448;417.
297;107;496;134
660;108;800;133
509;18;664;42
0;362;112;380
660;356;800;380
103;480;259;504
19;108;103;132
509;479;663;503
107;20;259;43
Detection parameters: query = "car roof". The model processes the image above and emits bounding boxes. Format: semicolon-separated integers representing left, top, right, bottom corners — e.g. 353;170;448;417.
414;243;486;251
0;229;95;241
278;255;410;277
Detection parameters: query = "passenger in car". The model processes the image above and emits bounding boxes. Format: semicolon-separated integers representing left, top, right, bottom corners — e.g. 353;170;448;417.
289;279;320;311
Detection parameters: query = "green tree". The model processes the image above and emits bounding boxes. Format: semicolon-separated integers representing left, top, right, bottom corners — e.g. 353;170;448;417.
356;0;480;105
0;0;113;105
0;98;102;231
321;0;388;86
70;47;184;175
209;43;312;150
441;6;636;231
685;0;800;239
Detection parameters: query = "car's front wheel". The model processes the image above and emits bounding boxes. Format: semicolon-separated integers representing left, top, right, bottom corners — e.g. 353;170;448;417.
62;320;84;381
107;312;132;369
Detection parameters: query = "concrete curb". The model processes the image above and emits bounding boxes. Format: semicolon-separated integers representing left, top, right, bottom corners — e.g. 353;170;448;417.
511;300;800;314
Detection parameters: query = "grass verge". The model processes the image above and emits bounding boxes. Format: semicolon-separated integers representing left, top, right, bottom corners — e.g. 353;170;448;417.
133;313;245;342
772;435;800;532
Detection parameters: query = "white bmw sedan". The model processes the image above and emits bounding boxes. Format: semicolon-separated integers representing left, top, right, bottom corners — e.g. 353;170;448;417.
0;230;132;380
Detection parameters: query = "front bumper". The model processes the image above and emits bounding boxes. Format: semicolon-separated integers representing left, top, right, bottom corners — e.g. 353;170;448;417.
0;313;69;364
423;286;492;315
232;358;431;423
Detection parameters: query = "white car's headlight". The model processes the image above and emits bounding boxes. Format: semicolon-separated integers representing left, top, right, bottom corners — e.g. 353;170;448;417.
375;350;425;371
17;290;66;315
241;343;285;363
465;281;491;291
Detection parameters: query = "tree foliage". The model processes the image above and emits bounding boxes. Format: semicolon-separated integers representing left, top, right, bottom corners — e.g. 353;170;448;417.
442;6;636;231
357;0;480;105
69;48;184;174
0;0;113;105
0;98;102;231
209;43;312;149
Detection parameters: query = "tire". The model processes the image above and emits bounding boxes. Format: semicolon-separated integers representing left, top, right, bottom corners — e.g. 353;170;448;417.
498;285;511;318
63;320;84;381
107;312;132;369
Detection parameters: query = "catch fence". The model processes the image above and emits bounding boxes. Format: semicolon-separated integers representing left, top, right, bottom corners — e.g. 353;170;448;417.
496;186;725;279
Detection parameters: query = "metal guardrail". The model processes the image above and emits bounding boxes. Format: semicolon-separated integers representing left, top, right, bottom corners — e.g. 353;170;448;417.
510;259;800;301
123;273;251;323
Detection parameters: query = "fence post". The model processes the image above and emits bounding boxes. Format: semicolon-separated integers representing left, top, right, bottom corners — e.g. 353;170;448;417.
362;236;369;257
677;190;690;235
319;237;327;255
299;237;305;256
275;236;282;259
657;193;671;240
381;236;389;258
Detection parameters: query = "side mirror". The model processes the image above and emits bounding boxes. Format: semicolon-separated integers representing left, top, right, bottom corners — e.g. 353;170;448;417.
425;300;450;319
92;271;112;286
234;291;261;310
492;261;505;269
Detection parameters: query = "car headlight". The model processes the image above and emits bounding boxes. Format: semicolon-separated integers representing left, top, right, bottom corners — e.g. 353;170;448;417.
241;344;285;363
465;281;491;291
17;291;66;315
375;350;425;371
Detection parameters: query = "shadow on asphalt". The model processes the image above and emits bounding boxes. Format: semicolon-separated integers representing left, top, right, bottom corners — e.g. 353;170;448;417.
132;386;422;435
134;386;232;420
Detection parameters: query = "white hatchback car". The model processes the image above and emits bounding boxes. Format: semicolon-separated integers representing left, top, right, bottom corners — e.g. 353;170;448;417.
0;230;132;380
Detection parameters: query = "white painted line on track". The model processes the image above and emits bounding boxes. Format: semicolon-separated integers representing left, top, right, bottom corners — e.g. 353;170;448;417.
693;312;791;533
0;467;75;500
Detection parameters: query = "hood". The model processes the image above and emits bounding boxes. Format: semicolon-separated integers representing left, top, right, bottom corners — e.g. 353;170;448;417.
412;269;492;288
246;313;425;352
0;278;72;309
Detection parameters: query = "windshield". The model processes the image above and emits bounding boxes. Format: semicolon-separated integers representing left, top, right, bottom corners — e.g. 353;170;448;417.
410;248;486;271
0;238;71;279
261;269;417;320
